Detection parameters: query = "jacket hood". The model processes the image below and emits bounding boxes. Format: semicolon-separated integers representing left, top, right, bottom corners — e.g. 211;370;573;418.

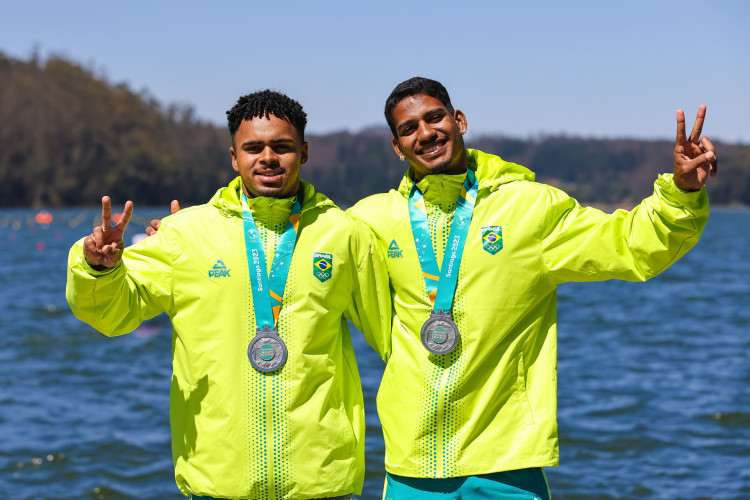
209;176;336;217
397;148;535;197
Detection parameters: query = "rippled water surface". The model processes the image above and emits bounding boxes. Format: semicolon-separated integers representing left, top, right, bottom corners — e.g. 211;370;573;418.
1;208;748;499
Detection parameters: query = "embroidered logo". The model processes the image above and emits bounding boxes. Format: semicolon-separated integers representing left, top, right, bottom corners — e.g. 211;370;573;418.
313;252;333;283
481;226;503;255
208;259;231;278
388;239;403;259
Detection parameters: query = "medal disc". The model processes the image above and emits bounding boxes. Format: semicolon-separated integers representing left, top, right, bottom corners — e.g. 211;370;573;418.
248;327;287;372
420;310;459;354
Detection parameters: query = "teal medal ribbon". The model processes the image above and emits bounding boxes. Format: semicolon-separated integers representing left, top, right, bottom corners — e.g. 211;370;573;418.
408;168;478;354
242;191;302;372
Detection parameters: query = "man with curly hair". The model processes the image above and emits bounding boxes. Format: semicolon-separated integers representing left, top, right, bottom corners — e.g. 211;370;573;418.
66;90;391;500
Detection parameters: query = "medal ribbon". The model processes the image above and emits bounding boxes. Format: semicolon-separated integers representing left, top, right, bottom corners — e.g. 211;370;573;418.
241;192;302;329
408;168;478;312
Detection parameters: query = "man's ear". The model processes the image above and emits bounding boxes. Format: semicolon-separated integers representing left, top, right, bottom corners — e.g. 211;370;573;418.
300;142;309;165
454;109;468;134
230;146;239;171
392;137;404;158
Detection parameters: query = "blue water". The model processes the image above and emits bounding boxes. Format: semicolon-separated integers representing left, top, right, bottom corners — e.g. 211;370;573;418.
1;208;748;499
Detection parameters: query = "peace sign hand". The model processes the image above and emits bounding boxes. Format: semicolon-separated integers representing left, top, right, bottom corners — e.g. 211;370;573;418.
83;196;133;269
673;105;718;192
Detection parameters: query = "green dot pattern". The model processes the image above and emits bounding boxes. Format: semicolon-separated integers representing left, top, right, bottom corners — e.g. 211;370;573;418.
413;198;466;477
244;207;294;498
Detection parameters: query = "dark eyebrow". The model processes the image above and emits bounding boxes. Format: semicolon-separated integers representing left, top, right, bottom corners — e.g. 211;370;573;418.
396;107;447;131
424;107;446;116
241;138;296;147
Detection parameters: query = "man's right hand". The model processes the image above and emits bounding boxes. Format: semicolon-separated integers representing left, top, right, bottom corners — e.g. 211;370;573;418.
84;196;133;269
145;200;180;236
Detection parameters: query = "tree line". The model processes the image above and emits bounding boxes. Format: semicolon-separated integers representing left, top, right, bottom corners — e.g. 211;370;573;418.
1;52;747;208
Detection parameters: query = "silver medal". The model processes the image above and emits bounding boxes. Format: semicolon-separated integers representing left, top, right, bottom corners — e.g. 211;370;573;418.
248;326;287;372
420;310;459;354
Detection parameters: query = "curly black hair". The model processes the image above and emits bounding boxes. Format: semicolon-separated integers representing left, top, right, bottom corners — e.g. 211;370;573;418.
226;90;307;143
384;77;454;138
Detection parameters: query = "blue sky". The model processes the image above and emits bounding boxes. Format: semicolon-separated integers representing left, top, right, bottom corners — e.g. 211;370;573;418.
1;0;748;143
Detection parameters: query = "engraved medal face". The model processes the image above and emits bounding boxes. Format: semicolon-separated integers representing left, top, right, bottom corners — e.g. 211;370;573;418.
248;328;287;372
420;311;459;354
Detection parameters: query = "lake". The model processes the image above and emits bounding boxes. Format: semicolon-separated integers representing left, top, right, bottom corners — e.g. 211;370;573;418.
0;207;748;499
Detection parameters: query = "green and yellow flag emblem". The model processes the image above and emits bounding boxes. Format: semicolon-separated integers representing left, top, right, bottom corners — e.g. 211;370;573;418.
313;252;333;283
481;226;503;255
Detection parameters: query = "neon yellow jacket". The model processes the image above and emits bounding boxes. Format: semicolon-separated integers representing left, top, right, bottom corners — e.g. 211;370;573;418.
348;149;708;478
66;177;391;499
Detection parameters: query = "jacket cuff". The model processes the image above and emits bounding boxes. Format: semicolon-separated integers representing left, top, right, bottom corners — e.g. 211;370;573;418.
80;257;121;277
656;173;708;209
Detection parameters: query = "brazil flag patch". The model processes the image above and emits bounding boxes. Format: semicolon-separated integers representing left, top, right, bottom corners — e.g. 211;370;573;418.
313;252;333;283
481;226;503;255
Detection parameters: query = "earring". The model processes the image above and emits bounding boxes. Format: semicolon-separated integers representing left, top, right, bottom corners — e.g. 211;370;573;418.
399;156;405;161
461;128;467;135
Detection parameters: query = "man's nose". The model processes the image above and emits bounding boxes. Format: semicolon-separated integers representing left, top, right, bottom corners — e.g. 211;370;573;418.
417;121;435;141
260;146;278;164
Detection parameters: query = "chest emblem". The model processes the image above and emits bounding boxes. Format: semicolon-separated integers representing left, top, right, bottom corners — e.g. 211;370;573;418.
313;252;333;283
481;226;503;255
208;259;231;278
388;239;403;258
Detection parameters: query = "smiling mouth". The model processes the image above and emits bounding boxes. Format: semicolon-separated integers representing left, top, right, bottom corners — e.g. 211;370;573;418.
255;169;285;182
417;139;447;156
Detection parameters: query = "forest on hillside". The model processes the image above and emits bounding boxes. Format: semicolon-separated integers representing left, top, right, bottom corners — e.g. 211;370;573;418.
1;52;748;208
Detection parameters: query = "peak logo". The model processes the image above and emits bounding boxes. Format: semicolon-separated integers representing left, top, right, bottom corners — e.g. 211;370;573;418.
388;239;403;258
209;259;231;278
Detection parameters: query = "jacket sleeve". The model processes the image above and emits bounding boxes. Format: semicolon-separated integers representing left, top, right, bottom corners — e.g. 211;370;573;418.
65;225;175;336
541;173;709;285
344;221;392;362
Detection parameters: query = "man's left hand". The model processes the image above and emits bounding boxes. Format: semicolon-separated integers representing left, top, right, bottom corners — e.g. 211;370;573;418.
673;105;718;191
145;200;180;236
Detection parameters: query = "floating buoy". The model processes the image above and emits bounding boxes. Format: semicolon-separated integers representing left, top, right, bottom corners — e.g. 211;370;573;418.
36;242;45;251
112;213;122;223
35;212;53;224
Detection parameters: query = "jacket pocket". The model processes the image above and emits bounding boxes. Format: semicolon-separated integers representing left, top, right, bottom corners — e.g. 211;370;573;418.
516;351;536;426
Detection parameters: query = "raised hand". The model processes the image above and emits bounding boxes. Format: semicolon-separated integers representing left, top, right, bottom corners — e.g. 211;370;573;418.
83;196;133;269
145;200;180;236
673;105;718;191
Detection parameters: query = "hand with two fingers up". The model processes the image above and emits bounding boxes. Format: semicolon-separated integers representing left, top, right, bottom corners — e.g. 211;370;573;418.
673;105;718;192
83;196;133;269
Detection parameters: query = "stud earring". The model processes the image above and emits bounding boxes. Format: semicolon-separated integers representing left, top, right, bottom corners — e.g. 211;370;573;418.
399;156;405;161
461;128;467;135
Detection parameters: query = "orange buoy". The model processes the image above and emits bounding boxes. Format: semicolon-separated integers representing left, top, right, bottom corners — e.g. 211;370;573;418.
34;212;53;224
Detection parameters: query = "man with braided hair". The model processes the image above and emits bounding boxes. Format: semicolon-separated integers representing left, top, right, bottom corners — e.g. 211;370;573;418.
66;90;391;499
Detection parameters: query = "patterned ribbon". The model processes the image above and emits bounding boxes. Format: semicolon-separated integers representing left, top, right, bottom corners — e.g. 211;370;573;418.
408;168;478;311
241;192;302;328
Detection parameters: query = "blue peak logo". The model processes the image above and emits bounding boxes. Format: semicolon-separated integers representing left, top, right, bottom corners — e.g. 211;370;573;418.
209;259;231;278
388;239;403;258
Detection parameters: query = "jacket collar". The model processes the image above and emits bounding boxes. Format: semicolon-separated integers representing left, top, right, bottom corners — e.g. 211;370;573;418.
397;148;535;199
209;176;336;219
